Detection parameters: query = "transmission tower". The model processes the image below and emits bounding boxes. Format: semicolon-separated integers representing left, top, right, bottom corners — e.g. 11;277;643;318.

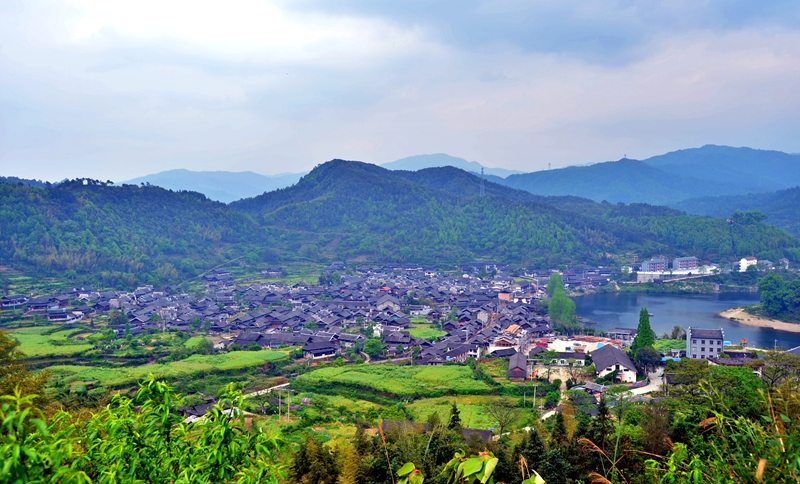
480;167;485;197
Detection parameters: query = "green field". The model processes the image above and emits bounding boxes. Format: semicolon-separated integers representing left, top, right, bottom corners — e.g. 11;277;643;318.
654;339;687;352
48;350;289;388
408;395;524;429
408;326;447;341
184;336;208;348
11;326;94;357
295;364;492;399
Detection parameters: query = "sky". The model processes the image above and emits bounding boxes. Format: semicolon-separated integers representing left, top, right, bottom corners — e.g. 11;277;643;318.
2;0;800;181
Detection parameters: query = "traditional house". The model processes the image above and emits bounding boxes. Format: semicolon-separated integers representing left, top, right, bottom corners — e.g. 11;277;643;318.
590;345;637;383
508;352;528;380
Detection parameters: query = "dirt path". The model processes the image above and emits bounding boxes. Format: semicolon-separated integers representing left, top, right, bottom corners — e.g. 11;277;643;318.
720;308;800;333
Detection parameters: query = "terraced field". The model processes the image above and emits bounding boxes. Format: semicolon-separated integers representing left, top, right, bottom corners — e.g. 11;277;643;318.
48;350;289;388
11;326;94;357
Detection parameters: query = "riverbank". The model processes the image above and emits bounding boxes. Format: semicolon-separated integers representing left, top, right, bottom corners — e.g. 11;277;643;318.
719;308;800;333
571;281;757;298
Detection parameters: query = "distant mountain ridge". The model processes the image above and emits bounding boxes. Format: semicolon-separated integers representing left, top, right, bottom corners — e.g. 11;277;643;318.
382;153;523;178
499;145;800;205
673;187;800;237
123;169;306;203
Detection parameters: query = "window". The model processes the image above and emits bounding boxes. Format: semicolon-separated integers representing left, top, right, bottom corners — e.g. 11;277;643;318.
693;339;697;344
701;340;705;344
701;347;705;352
717;340;722;345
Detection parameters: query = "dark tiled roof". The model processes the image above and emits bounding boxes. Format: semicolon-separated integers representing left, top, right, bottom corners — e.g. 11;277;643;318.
590;345;636;372
689;328;723;339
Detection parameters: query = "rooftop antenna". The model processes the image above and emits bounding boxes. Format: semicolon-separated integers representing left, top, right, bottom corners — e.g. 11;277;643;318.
548;163;551;170
479;167;485;197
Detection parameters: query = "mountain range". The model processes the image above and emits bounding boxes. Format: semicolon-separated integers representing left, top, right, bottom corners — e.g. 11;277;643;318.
123;169;306;204
381;154;523;178
499;145;800;205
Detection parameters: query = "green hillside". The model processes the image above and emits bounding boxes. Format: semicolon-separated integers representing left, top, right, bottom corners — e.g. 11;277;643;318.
673;187;800;237
0;179;264;287
2;162;799;287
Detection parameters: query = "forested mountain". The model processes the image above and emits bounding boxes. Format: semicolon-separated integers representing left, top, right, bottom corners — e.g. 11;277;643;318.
0;180;264;287
232;160;800;267
499;145;800;205
0;176;52;188
123;169;306;203
673;187;800;237
645;145;800;191
3;162;799;287
382;154;522;178
501;158;725;205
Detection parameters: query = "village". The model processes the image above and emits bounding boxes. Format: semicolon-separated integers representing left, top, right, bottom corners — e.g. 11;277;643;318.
3;258;780;406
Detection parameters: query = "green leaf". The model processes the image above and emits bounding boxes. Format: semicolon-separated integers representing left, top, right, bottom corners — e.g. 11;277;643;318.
410;472;425;484
463;457;483;477
398;462;416;477
480;458;498;483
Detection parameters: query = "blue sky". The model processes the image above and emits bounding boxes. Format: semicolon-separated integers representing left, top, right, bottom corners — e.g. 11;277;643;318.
2;0;800;181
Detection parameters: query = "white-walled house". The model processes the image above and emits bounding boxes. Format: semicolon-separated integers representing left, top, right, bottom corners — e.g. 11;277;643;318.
590;345;637;383
739;257;757;272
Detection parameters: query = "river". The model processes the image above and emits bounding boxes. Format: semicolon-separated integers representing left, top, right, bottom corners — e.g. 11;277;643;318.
573;292;800;350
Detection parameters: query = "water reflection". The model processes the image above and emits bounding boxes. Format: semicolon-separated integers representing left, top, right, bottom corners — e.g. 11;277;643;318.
574;292;800;350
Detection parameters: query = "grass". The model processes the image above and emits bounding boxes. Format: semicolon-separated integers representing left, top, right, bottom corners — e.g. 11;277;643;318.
654;339;687;352
184;336;208;349
48;349;289;388
408;395;527;430
408;326;447;341
295;364;492;399
10;326;94;357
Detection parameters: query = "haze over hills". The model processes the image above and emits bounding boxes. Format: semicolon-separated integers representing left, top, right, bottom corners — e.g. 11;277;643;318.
673;187;800;237
499;145;800;205
123;169;306;203
381;153;523;178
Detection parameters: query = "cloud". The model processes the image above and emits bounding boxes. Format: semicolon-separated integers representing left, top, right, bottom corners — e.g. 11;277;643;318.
1;0;800;181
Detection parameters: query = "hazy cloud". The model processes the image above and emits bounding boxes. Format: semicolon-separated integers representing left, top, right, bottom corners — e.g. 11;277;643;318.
2;0;800;180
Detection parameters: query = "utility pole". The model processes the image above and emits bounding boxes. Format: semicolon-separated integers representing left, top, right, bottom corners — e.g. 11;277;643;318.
479;167;485;197
533;384;538;410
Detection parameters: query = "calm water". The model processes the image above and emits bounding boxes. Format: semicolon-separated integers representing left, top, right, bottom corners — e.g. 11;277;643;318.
574;292;800;350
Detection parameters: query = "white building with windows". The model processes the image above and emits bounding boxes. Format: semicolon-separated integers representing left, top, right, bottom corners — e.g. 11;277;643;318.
739;257;757;272
686;327;724;359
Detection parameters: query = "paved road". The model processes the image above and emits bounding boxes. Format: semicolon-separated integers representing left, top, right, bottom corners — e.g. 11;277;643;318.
244;383;289;399
631;372;663;395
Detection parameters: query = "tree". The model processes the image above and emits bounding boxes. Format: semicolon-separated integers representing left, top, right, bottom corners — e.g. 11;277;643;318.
362;338;385;358
631;307;655;358
758;351;800;389
547;272;564;297
538;349;559;380
550;412;569;450
514;427;547;476
548;291;575;327
486;401;519;437
289;434;339;484
669;325;685;340
0;329;48;408
636;346;661;374
447;402;462;432
541;449;569;484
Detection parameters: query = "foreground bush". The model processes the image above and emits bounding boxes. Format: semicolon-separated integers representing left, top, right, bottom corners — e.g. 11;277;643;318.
0;377;284;484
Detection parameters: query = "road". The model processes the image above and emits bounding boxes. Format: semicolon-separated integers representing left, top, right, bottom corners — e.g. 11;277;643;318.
631;372;663;395
243;382;289;399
